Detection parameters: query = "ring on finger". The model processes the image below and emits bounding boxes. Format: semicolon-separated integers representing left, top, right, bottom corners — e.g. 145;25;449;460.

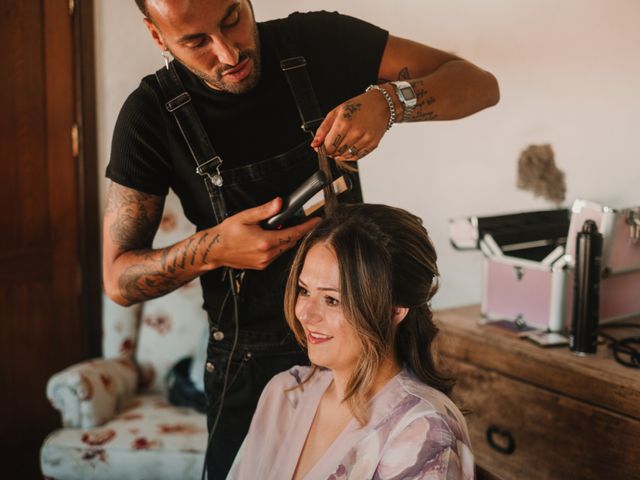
348;146;359;156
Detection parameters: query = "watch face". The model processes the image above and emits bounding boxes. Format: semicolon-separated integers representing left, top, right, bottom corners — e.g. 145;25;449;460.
400;86;416;101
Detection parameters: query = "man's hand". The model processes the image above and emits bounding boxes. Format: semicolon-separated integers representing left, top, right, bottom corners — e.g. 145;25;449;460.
309;34;500;164
310;87;391;162
213;198;321;270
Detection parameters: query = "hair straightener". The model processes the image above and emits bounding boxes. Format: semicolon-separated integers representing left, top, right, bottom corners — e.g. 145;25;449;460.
261;171;352;230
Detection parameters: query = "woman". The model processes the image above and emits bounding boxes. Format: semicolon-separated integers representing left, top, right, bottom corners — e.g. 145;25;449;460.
228;204;473;479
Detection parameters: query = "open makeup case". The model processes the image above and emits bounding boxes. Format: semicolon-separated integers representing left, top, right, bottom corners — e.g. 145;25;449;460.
449;199;640;332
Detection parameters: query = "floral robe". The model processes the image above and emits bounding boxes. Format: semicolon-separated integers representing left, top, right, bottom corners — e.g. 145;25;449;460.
227;366;474;479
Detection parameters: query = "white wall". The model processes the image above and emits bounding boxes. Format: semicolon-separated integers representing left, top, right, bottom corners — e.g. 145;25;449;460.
95;0;640;309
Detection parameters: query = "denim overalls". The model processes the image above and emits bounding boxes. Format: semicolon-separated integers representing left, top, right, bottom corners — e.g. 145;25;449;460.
155;27;362;477
201;141;320;479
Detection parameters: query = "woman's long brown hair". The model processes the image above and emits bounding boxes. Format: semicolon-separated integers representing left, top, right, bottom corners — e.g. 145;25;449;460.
284;203;454;425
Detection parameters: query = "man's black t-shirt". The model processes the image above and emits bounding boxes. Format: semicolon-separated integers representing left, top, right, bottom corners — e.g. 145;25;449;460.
107;11;388;332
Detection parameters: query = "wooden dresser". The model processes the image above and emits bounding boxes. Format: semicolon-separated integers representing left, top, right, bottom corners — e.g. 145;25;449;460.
435;305;640;480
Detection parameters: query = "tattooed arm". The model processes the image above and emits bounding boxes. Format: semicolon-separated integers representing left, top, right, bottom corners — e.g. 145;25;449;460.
375;35;499;122
103;182;320;306
313;35;499;160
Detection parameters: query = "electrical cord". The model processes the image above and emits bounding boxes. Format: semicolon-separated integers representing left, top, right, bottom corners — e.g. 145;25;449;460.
598;322;640;369
201;269;242;480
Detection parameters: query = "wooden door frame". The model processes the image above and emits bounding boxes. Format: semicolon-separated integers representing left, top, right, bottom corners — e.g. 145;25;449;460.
0;1;100;475
74;0;101;357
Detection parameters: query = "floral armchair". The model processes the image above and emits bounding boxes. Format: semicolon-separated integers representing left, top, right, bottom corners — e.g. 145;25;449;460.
41;192;210;480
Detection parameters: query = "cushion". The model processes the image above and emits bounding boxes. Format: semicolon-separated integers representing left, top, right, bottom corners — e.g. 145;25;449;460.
41;394;207;480
46;358;138;429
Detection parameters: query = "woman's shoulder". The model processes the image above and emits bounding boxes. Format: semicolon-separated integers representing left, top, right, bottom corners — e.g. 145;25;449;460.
373;371;474;478
393;370;470;442
397;370;458;413
376;409;475;480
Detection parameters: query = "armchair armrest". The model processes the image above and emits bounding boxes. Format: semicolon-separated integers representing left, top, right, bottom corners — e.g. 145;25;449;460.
46;357;138;429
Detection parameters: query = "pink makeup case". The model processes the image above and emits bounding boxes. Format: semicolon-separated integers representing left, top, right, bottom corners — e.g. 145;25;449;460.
450;200;640;331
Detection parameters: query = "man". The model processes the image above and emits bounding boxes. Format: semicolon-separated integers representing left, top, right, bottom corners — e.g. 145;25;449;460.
104;0;499;477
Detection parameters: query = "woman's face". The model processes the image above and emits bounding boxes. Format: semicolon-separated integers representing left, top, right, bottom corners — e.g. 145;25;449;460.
295;242;361;375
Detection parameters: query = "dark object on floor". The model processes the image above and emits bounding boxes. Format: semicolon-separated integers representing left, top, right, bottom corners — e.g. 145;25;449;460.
167;357;207;413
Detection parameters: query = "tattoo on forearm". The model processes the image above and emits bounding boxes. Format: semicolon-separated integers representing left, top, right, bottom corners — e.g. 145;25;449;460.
343;102;362;120
201;234;221;263
179;237;196;270
106;183;220;303
380;67;410;83
411;80;438;122
413;111;438;121
118;246;189;303
117;231;221;303
192;232;209;265
416;83;436;107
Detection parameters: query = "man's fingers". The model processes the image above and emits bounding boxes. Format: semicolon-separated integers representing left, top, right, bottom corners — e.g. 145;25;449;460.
236;197;282;223
247;216;320;269
356;147;372;159
324;128;349;157
337;133;366;160
273;216;322;247
311;110;336;149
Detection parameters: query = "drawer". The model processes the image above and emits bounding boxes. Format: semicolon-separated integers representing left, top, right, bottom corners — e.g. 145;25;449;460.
448;359;640;480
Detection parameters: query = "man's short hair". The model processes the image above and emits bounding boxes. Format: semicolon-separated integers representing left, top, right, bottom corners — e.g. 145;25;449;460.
135;0;148;17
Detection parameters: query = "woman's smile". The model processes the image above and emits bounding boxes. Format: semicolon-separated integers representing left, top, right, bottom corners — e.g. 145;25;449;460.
307;330;334;344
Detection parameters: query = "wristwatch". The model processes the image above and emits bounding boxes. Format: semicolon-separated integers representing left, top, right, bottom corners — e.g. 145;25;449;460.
391;81;417;121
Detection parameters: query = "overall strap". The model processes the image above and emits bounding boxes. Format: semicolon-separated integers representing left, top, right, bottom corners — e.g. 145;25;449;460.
155;61;228;224
155;69;243;457
272;19;324;134
280;56;324;134
269;19;338;214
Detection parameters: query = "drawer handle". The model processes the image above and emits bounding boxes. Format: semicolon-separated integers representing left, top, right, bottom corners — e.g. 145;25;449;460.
486;425;516;455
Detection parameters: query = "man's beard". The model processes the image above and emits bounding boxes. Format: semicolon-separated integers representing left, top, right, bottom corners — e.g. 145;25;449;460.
171;30;261;95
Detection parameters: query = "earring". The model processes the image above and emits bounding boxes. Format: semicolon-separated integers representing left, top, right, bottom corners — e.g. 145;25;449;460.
161;50;171;70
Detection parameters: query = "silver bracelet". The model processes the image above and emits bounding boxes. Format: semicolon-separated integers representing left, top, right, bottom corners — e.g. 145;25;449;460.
366;84;396;130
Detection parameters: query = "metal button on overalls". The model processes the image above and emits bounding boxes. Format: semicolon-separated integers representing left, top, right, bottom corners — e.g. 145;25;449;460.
213;331;225;341
205;362;215;373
